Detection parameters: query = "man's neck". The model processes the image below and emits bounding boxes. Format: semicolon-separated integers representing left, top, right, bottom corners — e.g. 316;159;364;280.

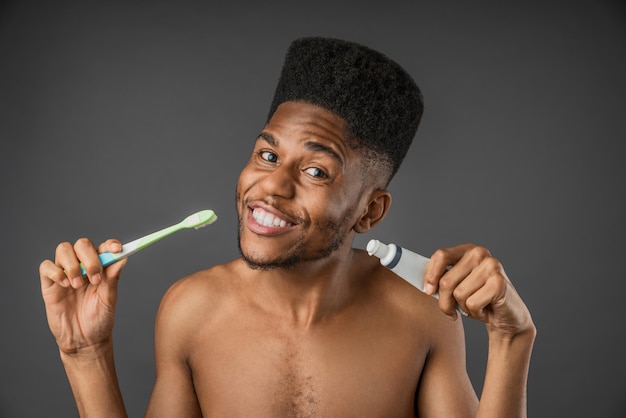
241;247;360;329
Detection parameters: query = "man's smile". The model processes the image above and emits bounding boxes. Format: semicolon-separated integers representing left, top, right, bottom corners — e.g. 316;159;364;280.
251;207;294;228
245;202;300;236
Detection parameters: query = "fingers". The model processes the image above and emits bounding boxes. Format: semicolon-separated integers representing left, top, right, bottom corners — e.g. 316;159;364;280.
98;239;128;281
40;238;125;291
424;243;478;295
39;258;70;290
74;238;102;286
97;239;123;254
425;244;507;319
424;244;474;317
40;240;87;291
455;260;507;320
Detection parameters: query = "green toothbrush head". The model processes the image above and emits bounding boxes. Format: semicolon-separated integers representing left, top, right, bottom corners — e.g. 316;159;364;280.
183;209;218;230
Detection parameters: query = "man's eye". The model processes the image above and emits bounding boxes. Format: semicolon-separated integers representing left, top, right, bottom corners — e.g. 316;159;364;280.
305;167;328;178
260;151;278;163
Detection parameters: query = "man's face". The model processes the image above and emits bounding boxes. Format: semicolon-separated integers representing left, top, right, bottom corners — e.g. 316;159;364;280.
236;101;369;270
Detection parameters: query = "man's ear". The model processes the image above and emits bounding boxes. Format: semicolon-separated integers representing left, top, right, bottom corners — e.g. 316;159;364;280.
354;189;392;233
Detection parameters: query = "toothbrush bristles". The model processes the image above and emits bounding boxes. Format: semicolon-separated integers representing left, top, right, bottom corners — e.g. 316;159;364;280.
194;221;214;230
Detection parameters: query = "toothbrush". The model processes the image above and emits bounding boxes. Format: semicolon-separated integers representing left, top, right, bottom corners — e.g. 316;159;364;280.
80;209;217;276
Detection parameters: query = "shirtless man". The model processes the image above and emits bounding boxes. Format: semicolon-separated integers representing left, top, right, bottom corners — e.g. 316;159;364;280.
40;37;536;417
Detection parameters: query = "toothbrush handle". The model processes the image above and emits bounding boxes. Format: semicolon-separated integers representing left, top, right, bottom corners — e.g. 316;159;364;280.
79;252;120;277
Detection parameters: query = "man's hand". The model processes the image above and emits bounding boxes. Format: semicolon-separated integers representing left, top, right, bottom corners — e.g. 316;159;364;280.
39;238;127;355
424;244;534;340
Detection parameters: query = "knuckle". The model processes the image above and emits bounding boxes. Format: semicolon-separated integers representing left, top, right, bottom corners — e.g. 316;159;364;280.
39;260;54;276
431;248;451;263
74;237;93;250
38;259;49;272
39;260;64;281
483;256;502;273
469;245;491;260
483;274;506;299
56;241;73;253
54;242;75;262
452;286;466;300
465;298;481;312
439;276;454;291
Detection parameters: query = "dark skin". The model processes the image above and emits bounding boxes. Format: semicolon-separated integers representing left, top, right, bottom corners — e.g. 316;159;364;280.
40;101;535;417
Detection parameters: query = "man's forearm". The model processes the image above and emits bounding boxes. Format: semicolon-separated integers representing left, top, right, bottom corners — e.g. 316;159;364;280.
476;327;536;418
61;343;128;418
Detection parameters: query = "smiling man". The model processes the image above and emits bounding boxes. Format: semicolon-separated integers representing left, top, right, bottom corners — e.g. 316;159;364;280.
40;37;536;417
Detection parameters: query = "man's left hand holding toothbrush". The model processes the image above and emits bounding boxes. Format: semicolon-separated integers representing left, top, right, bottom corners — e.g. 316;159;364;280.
39;238;129;418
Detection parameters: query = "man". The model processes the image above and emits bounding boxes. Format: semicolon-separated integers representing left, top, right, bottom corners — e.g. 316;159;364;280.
40;37;536;417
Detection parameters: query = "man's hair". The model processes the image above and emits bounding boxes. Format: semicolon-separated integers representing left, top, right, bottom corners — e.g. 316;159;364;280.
267;37;424;183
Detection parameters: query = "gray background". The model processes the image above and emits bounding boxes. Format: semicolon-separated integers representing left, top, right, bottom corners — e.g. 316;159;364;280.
1;0;625;417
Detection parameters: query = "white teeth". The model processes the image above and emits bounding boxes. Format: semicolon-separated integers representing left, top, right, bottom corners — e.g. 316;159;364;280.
252;208;291;227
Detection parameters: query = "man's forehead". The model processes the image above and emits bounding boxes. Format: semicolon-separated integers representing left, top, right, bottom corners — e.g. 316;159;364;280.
268;102;347;135
264;101;350;143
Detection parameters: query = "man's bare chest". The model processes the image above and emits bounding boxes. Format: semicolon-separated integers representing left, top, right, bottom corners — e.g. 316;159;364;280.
187;313;427;417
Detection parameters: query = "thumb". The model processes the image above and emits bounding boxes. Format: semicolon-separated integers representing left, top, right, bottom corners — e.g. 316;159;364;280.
98;239;128;283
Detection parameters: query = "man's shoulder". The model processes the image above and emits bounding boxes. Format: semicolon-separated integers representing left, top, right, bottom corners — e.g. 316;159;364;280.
360;253;460;338
156;259;245;322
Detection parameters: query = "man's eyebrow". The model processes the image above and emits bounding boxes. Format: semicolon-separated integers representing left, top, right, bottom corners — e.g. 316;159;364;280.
257;132;278;146
304;141;344;166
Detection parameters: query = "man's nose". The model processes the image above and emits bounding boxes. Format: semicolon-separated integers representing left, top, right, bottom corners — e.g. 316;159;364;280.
258;164;296;199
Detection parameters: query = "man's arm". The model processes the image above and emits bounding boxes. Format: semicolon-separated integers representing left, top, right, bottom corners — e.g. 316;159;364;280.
423;244;536;418
144;277;203;418
477;327;535;416
60;344;127;417
415;313;479;417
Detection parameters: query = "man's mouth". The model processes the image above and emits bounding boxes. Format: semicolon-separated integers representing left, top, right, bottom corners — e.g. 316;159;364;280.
251;207;294;228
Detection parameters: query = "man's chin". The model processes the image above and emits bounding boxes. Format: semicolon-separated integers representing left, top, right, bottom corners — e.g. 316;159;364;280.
237;235;301;271
240;253;301;271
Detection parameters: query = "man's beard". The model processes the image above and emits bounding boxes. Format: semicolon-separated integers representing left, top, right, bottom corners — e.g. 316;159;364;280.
237;215;349;272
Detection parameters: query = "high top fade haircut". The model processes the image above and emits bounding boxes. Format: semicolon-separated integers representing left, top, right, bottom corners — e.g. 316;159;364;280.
267;37;424;183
